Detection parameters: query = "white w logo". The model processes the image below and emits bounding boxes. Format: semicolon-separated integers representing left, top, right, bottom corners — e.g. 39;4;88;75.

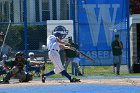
83;4;120;46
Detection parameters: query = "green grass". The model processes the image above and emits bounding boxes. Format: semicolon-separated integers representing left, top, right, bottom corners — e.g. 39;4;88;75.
83;66;113;75
121;73;140;76
44;63;140;77
0;63;140;80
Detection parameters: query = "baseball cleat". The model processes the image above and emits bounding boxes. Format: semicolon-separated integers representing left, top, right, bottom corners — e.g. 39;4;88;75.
70;78;81;83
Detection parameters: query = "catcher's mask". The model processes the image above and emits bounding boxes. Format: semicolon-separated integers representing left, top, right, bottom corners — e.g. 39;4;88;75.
15;52;24;59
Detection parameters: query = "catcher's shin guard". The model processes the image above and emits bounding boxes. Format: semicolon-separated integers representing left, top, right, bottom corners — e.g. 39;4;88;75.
19;73;33;82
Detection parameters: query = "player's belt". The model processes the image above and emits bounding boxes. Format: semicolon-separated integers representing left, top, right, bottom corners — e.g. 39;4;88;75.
49;49;58;52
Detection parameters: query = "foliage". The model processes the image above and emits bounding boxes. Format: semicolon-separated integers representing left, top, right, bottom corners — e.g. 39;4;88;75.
0;24;47;50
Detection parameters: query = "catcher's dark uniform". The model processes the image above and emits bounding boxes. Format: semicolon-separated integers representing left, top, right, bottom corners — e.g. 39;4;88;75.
1;58;32;84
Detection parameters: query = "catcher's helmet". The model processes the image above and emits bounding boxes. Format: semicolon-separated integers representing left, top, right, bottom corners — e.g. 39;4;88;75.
53;32;62;38
15;52;24;57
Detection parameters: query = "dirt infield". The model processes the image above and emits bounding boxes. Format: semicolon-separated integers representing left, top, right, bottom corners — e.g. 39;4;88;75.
0;78;140;88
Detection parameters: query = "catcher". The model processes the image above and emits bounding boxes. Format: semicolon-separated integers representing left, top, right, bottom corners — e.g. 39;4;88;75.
0;52;44;84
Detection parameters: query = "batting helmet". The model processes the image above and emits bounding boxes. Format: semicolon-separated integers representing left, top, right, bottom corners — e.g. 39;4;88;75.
53;32;62;38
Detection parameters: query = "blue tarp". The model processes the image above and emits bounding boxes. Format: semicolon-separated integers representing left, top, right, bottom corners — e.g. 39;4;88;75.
72;0;129;66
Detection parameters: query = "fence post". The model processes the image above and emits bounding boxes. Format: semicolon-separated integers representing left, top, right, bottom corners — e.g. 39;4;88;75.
127;0;131;73
23;0;28;72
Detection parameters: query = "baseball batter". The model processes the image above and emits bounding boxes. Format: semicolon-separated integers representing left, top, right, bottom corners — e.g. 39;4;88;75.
41;32;80;83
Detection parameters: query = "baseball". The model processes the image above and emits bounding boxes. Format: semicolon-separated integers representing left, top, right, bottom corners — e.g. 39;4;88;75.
114;29;117;32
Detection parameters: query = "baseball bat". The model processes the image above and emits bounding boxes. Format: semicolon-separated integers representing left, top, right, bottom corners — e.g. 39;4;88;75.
69;47;95;62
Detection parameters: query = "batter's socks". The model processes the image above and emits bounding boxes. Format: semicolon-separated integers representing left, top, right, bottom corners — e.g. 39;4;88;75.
43;70;55;76
61;70;71;80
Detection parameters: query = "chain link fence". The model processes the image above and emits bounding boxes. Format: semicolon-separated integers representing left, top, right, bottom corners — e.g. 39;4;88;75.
0;0;70;58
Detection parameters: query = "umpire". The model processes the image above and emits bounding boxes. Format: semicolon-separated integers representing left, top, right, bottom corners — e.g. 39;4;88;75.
64;37;82;76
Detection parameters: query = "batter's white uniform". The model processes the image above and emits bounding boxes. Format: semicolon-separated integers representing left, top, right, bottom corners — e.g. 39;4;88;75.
47;35;65;74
